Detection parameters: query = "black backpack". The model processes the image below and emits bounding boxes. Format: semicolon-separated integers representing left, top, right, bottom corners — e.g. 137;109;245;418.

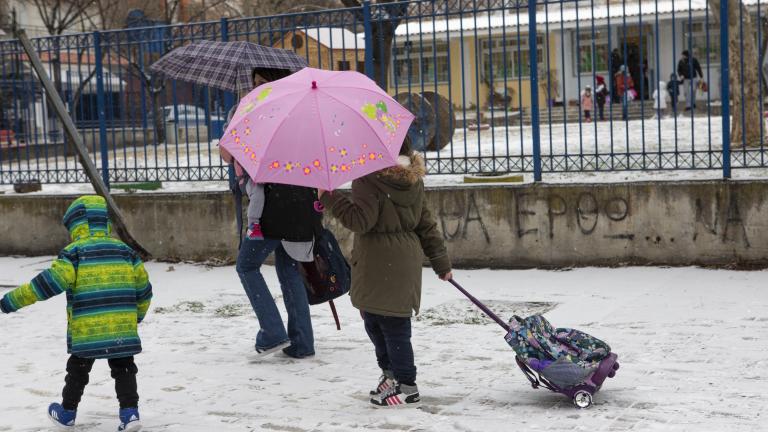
260;183;323;242
298;228;351;329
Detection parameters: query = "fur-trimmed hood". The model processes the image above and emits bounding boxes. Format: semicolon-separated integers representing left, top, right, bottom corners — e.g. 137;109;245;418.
377;153;426;184
370;153;426;207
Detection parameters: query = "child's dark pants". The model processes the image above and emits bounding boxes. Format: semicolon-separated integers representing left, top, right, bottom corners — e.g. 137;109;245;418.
62;355;139;410
362;311;417;386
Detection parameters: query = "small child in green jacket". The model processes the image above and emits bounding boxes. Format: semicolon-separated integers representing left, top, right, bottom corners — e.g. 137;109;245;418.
1;195;152;432
320;137;452;407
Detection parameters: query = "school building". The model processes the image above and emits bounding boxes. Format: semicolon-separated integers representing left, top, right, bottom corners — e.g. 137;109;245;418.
388;0;762;109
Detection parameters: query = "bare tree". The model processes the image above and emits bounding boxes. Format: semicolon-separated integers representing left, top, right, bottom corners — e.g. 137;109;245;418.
19;0;99;131
155;0;235;24
708;0;762;147
239;0;340;17
68;0;137;126
23;0;97;35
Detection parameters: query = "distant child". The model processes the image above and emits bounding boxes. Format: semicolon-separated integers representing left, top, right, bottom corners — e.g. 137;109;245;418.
319;136;452;407
615;65;635;120
581;85;594;122
652;81;668;119
666;73;682;117
595;75;609;120
0;195;152;432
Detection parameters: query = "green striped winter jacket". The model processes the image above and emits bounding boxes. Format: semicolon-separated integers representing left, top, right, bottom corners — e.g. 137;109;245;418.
0;195;152;359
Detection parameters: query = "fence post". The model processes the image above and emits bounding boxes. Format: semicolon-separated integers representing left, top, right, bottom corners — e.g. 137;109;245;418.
528;0;542;181
362;1;374;80
220;17;235;113
720;1;730;178
93;31;110;189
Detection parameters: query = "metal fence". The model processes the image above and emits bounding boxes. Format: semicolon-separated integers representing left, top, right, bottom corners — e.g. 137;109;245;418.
0;0;764;186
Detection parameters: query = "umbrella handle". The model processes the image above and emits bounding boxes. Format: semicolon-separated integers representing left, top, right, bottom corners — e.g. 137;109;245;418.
448;279;511;332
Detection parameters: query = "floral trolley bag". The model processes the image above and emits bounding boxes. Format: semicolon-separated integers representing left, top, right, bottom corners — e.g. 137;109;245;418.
505;314;620;408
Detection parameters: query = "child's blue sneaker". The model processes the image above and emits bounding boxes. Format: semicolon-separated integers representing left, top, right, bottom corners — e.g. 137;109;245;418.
117;408;142;432
48;403;76;429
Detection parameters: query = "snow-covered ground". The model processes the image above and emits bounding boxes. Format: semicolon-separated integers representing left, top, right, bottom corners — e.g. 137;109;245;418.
3;116;768;195
1;257;765;431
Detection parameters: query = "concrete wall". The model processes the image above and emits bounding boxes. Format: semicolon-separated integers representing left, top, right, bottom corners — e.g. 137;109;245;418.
1;180;766;268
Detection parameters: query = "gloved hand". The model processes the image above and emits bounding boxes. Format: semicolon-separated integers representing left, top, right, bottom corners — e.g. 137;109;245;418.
0;297;11;314
246;223;264;240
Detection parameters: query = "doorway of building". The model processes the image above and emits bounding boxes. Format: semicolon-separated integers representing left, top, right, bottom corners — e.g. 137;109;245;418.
620;31;652;100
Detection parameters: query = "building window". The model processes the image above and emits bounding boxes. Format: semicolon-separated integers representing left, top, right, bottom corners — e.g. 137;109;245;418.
481;35;544;80
573;30;610;75
391;41;450;85
356;61;365;73
337;60;351;71
683;21;720;65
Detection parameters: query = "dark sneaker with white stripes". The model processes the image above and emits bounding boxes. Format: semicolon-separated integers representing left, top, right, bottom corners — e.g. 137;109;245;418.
369;370;395;396
370;382;420;407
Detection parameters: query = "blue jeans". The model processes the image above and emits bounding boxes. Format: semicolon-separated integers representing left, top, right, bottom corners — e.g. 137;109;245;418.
362;312;416;385
236;238;314;356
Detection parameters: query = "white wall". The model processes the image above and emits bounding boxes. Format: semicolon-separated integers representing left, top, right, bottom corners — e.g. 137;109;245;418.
6;0;50;37
6;0;100;37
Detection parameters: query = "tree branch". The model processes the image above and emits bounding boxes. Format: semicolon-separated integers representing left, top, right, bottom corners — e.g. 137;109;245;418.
186;0;231;22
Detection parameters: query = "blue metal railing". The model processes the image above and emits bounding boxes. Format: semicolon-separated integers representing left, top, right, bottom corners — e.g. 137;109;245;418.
0;0;763;186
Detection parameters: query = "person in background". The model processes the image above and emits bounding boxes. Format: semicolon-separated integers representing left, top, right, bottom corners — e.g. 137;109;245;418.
595;75;609;121
581;85;594;123
652;80;668;119
677;50;703;111
610;48;623;104
615;65;634;121
667;73;682;117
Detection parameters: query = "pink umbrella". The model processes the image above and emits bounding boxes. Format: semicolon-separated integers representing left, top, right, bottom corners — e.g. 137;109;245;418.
219;67;415;190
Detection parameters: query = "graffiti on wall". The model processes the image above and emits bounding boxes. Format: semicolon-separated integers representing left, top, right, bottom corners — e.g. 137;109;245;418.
435;188;752;248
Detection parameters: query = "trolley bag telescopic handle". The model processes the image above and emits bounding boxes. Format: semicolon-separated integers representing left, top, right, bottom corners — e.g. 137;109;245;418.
448;279;510;332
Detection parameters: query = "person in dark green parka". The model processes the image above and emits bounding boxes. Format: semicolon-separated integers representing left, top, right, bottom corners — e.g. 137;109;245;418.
320;137;452;407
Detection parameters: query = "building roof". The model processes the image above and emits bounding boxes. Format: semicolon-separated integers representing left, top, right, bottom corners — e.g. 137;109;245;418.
302;27;364;50
394;0;761;36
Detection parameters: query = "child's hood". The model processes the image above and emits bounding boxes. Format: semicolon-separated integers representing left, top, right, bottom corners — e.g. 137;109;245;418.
371;152;426;207
62;195;112;241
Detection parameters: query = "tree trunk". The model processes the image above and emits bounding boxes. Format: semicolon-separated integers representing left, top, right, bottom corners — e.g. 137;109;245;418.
150;88;166;144
711;0;763;147
370;22;395;89
340;0;407;90
760;16;768;94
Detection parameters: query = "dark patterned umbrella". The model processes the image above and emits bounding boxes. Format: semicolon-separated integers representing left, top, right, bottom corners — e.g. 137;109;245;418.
149;40;308;93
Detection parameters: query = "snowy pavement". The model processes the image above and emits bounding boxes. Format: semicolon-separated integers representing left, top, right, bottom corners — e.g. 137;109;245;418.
0;257;766;431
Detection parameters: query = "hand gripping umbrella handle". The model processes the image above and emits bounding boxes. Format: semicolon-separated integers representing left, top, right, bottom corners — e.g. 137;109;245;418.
447;279;511;332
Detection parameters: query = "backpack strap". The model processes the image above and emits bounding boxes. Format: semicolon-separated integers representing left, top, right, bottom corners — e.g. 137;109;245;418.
515;356;541;389
515;356;558;392
329;299;341;330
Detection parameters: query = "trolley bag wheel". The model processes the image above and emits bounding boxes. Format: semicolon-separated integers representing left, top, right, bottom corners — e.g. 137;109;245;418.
573;390;593;409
